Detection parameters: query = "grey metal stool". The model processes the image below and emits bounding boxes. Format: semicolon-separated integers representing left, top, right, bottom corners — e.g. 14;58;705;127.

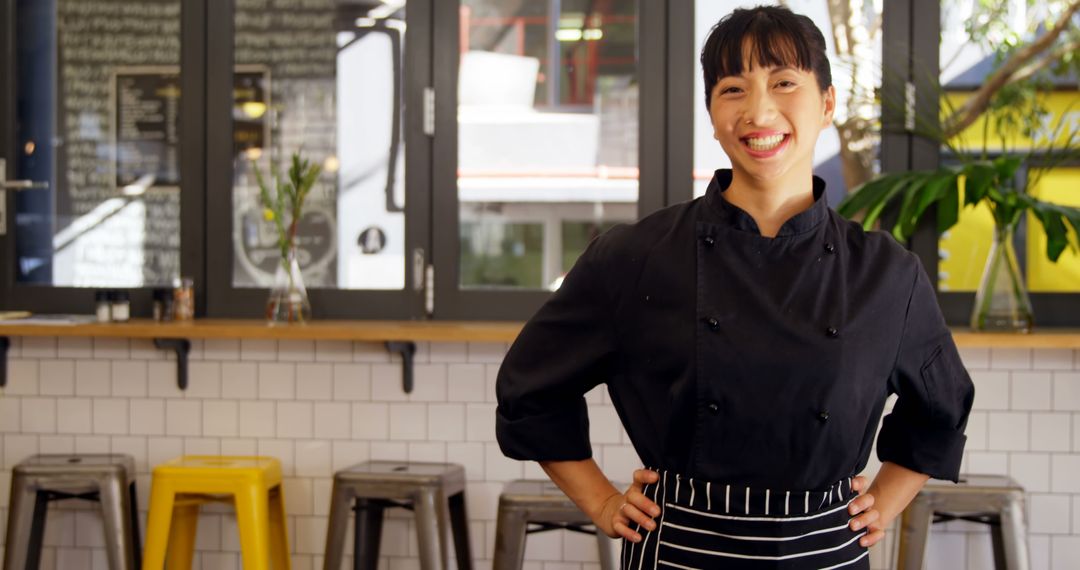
322;460;472;570
897;474;1029;570
3;454;141;570
493;479;618;570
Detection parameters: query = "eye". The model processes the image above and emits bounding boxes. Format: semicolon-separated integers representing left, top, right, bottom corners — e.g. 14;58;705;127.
720;86;742;95
775;80;796;88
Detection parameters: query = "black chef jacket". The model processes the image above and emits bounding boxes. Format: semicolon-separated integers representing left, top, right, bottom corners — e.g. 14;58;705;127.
495;169;975;491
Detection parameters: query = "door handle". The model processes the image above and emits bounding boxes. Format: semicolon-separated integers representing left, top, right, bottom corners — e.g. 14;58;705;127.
0;157;50;236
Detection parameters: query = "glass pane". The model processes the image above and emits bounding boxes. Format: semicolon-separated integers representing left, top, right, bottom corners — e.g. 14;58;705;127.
231;0;407;290
692;1;883;205
457;0;638;291
11;0;182;287
937;2;1079;293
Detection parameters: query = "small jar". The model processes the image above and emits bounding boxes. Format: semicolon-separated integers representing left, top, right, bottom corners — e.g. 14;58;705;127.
152;288;173;322
95;291;111;323
173;277;195;321
111;291;131;322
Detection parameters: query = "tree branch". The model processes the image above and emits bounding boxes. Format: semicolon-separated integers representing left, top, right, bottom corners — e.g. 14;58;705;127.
942;0;1080;139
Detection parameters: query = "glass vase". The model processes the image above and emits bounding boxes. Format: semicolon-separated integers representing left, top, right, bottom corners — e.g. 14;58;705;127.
266;244;311;324
970;221;1033;332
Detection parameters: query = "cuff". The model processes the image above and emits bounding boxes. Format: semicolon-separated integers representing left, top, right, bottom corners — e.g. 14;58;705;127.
876;412;967;482
495;401;592;462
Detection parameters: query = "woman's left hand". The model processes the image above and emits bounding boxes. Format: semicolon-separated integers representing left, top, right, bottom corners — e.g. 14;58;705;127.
848;475;885;548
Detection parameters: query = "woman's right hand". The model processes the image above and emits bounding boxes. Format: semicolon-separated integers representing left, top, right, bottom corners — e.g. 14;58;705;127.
595;468;661;542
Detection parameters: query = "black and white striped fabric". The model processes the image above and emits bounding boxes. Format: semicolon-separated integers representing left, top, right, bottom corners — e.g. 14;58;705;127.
621;469;870;569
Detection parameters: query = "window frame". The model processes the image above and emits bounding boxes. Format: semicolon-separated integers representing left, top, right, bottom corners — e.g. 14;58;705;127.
201;0;431;319
431;0;675;321
4;0;1078;325
0;0;205;315
906;0;1080;327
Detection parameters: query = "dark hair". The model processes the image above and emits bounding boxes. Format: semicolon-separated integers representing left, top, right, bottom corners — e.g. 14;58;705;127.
700;5;832;109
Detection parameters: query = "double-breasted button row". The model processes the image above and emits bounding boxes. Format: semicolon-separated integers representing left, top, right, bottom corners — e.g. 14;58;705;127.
707;402;720;415
705;317;720;330
703;236;716;247
826;326;839;338
824;242;835;253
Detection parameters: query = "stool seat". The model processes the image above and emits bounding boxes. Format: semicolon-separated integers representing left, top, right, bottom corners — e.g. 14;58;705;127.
4;453;141;570
142;455;289;570
898;474;1029;570
323;460;472;570
494;479;619;570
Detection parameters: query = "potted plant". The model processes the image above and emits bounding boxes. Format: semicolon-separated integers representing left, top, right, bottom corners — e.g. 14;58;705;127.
251;151;322;324
836;78;1080;332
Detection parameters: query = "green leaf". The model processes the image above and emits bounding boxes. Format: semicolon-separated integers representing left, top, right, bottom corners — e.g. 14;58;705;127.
863;174;916;230
836;174;905;217
937;176;961;234
961;162;997;206
893;176;931;241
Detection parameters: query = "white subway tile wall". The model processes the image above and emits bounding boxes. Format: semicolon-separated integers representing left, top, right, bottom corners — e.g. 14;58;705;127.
0;340;1075;569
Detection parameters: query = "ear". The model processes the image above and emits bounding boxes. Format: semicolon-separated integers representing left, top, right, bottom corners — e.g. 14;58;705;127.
821;85;836;126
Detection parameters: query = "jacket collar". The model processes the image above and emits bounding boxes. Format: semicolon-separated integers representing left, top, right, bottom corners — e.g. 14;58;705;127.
703;169;829;237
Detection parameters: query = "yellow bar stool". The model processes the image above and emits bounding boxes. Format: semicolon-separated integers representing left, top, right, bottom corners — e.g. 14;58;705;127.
142;455;291;570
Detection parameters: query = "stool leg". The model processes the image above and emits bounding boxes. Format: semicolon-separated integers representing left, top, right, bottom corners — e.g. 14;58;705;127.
896;495;933;570
99;475;138;570
166;500;200;570
596;530;617;570
491;504;527;570
447;491;473;570
235;485;272;570
268;485;292;570
322;480;355;570
999;494;1031;570
26;489;50;570
353;499;385;570
129;482;143;570
2;472;36;570
142;479;176;570
412;489;450;570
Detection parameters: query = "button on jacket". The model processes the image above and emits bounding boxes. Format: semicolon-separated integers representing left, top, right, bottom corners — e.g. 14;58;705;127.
495;169;975;491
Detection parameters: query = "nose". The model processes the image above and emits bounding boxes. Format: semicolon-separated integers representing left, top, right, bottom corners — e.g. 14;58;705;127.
742;88;778;126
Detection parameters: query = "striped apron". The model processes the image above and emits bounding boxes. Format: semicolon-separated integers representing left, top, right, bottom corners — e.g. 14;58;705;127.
621;470;870;569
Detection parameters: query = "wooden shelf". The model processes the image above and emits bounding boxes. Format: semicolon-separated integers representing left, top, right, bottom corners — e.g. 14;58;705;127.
950;328;1080;349
0;319;524;343
0;319;1077;348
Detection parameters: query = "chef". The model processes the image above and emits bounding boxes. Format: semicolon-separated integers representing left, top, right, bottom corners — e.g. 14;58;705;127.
495;6;975;569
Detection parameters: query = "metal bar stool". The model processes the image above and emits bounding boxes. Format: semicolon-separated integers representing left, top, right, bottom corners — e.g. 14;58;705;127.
322;460;472;570
897;474;1029;570
493;479;618;570
3;453;141;570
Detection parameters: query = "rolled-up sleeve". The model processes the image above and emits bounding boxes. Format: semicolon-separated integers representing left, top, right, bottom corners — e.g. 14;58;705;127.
495;232;618;462
876;252;974;482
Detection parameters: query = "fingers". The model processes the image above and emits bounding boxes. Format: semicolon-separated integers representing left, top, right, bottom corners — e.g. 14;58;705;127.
859;528;885;548
620;501;657;533
847;491;875;516
850;475;868;493
632;468;660;489
627;488;661;517
848;507;880;532
613;519;642;542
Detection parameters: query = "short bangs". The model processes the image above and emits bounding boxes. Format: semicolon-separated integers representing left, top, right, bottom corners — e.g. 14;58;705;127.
701;6;832;108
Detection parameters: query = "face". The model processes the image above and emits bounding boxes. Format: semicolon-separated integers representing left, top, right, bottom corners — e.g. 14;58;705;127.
708;52;835;186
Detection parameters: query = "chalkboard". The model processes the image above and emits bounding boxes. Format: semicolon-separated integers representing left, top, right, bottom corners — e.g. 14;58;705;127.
114;69;181;187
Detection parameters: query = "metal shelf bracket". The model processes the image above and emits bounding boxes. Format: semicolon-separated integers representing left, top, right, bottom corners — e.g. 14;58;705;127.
154;338;191;390
385;341;417;393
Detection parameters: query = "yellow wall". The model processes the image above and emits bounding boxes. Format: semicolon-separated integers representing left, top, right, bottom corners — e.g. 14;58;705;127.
936;92;1079;293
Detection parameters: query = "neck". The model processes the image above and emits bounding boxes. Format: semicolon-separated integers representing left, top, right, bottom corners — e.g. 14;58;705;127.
723;167;816;238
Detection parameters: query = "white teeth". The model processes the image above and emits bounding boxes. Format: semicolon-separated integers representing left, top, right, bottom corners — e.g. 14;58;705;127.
745;134;786;151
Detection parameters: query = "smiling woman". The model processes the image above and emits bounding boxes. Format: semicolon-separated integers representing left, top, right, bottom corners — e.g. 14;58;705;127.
495;5;974;570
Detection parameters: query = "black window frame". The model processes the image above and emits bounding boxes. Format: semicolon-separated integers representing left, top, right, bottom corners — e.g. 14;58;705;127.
905;0;1080;327
3;0;1078;325
0;0;205;316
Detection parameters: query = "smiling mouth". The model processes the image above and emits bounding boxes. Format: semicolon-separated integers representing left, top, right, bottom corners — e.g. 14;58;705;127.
742;134;789;152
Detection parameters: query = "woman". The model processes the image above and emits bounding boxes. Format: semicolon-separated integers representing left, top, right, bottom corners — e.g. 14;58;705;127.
495;6;974;569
